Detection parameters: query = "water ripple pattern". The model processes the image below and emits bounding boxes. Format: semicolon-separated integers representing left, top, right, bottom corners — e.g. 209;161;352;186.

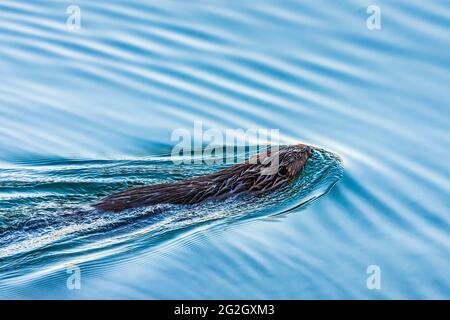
0;0;449;299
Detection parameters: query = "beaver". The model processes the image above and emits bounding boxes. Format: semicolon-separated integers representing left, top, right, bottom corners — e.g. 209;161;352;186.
94;144;313;212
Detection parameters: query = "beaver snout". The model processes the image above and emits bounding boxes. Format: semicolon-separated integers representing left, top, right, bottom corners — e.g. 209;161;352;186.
304;146;313;156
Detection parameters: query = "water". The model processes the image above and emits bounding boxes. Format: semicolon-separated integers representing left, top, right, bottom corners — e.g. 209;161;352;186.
0;0;449;299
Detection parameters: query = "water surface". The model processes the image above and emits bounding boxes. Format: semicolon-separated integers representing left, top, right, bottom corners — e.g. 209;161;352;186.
0;0;449;299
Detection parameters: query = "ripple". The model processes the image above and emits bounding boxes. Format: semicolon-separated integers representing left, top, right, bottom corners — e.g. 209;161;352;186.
0;149;342;285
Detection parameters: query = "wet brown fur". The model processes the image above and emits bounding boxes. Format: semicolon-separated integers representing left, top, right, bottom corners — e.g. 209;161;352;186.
94;144;313;212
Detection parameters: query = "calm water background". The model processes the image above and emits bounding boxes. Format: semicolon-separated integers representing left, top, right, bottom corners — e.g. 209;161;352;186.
0;0;449;299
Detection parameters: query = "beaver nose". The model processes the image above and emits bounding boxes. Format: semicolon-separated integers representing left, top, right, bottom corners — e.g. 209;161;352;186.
304;146;312;155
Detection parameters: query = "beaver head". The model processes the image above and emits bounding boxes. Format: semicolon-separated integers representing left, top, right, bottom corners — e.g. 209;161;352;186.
242;144;313;194
259;144;312;177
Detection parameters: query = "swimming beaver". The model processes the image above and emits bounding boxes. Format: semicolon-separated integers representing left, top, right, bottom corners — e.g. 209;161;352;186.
94;144;313;212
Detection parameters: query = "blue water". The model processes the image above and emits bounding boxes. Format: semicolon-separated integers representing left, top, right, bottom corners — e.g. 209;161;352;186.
0;0;449;299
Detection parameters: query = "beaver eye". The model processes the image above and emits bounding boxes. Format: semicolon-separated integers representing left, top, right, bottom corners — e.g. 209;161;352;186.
278;166;288;177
